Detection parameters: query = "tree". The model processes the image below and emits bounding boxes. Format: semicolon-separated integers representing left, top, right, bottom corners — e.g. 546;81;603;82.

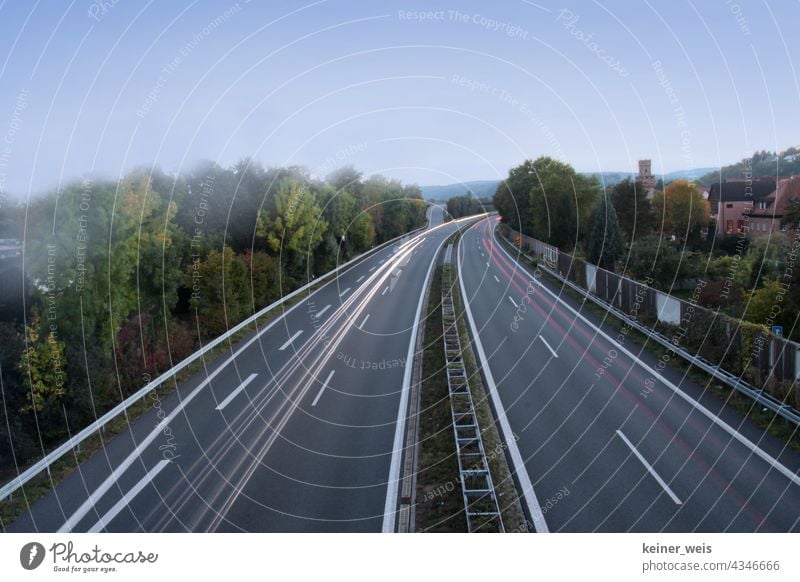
494;157;600;250
626;235;697;290
327;166;364;202
257;178;327;278
0;321;37;466
585;194;624;270
349;212;376;251
186;246;249;338
782;198;800;230
316;187;377;257
446;194;487;219
610;178;654;242
493;159;537;234
18;317;67;423
527;157;600;250
744;279;788;328
242;250;281;312
652;180;709;243
739;238;782;291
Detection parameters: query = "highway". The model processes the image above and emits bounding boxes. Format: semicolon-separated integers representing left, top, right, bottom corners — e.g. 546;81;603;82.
457;216;800;532
8;205;468;533
9;209;800;533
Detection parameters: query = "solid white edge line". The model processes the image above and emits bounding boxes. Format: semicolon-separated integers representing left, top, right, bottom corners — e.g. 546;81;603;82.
539;336;559;358
311;370;336;407
215;373;259;411
315;304;331;318
278;329;304;351
457;226;550;533
490;220;800;489
616;430;682;505
359;314;370;330
87;460;171;533
381;234;450;533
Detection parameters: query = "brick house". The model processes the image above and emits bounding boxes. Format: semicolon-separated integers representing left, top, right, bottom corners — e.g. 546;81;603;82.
748;175;800;238
708;178;776;237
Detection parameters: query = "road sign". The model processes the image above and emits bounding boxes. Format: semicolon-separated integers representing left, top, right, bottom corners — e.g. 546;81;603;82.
772;325;783;337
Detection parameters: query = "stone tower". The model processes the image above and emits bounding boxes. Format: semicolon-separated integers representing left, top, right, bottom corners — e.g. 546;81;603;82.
638;159;657;198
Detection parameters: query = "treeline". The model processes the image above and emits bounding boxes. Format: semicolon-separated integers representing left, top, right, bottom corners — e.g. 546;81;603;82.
493;157;709;263
0;162;426;472
494;156;800;341
444;195;493;220
699;146;800;183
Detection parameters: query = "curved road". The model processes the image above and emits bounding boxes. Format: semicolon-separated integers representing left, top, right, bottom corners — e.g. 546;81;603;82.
9;204;471;533
457;216;800;532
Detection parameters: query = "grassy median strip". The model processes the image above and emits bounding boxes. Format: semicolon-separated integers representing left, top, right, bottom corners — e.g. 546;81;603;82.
415;263;468;532
448;249;529;533
414;233;529;533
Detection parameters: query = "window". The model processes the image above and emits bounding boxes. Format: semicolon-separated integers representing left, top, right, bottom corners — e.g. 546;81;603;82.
726;220;734;234
726;203;733;208
781;224;788;232
736;220;744;233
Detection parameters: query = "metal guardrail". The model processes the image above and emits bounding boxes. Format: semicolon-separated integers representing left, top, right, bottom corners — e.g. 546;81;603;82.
0;222;429;502
441;247;504;532
553;271;800;426
499;231;800;427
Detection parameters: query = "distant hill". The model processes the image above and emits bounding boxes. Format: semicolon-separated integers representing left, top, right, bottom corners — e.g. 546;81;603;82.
697;147;800;184
583;172;635;188
585;167;719;188
421;180;501;201
422;168;720;201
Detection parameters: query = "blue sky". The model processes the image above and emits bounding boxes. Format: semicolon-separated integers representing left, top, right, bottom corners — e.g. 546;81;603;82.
0;0;798;197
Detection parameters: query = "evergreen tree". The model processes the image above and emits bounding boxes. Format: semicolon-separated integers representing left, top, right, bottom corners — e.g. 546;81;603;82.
610;178;654;242
585;194;624;270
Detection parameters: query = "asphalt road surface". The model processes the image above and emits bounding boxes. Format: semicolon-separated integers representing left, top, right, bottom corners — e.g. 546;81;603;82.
9;209;799;533
457;216;800;532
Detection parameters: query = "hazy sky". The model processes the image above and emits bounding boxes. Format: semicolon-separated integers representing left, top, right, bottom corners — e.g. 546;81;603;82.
0;0;797;198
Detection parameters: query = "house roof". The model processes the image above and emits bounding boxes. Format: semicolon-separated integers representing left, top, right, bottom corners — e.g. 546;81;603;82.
708;179;776;202
749;176;800;217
